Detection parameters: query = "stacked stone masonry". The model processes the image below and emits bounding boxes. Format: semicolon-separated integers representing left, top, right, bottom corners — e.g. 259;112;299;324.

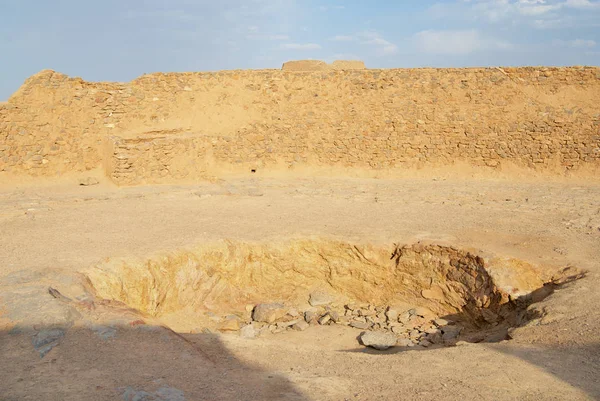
1;67;599;185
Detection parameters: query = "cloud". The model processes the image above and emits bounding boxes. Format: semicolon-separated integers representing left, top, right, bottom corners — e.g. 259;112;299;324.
330;35;354;42
413;30;512;55
247;34;290;40
319;5;345;11
430;0;600;25
532;18;567;28
327;31;398;56
564;0;600;9
357;32;399;55
120;8;202;21
280;43;322;50
332;53;362;60
553;38;597;47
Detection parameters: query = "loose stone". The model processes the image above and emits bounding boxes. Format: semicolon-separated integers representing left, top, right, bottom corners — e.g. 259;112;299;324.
252;303;286;323
360;331;397;350
318;314;331;325
293;320;310;331
350;321;371;330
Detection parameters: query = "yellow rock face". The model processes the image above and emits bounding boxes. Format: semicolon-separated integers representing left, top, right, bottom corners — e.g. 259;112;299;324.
82;239;550;332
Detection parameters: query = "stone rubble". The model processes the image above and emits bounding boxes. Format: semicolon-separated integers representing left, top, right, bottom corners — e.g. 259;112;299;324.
212;294;468;350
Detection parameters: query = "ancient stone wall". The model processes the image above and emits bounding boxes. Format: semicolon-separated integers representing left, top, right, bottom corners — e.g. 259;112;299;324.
1;66;599;184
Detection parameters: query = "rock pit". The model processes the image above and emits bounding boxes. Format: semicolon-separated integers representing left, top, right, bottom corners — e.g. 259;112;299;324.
80;239;571;350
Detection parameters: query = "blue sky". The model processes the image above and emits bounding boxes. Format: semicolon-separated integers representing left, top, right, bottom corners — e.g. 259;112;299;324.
1;0;599;100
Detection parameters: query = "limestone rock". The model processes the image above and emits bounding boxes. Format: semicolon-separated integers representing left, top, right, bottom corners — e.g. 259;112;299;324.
350;321;371;330
398;311;411;324
293;320;309;331
219;315;242;332
427;331;443;344
277;320;298;329
252;303;286;324
360;331;397;350
442;325;463;342
421;286;445;302
329;310;340;322
240;324;257;339
409;307;434;318
286;308;300;318
318;314;331;325
385;308;399;322
32;328;65;358
304;310;319;324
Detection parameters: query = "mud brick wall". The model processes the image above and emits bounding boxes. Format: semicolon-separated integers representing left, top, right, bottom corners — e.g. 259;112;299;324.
1;67;599;183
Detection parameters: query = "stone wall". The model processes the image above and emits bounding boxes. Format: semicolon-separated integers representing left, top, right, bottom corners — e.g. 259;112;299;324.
1;66;599;184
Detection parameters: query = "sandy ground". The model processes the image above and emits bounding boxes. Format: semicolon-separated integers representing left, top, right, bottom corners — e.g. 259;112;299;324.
0;175;599;400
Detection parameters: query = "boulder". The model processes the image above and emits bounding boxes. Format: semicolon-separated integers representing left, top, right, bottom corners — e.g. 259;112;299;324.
442;325;463;342
252;303;286;323
360;331;397;350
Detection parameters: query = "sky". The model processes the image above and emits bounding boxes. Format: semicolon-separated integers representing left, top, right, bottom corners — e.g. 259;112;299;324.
1;0;599;100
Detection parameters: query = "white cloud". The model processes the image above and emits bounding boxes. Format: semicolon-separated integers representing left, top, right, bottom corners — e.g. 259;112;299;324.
569;38;597;47
565;0;600;8
554;38;597;47
319;5;345;11
332;53;362;60
357;31;399;55
330;35;354;41
247;34;290;40
328;31;398;56
280;43;322;50
433;0;600;24
413;29;512;55
532;18;567;28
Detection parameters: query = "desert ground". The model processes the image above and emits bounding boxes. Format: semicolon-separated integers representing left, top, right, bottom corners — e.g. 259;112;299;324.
0;171;599;400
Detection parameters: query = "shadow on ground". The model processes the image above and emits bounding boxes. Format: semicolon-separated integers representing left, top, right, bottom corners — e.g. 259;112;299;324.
0;323;310;401
494;342;600;400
